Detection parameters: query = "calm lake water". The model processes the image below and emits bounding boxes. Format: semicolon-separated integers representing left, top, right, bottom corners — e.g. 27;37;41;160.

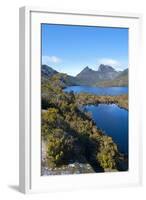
82;104;128;154
64;86;128;96
64;86;128;155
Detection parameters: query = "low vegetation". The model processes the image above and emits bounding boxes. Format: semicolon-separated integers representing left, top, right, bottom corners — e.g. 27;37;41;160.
75;93;128;110
41;73;128;172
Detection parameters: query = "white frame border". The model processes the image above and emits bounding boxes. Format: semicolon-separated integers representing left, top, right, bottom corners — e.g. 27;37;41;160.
19;6;143;194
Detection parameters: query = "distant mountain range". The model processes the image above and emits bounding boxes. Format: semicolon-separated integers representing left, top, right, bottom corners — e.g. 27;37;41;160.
41;65;58;81
41;64;128;87
76;64;119;85
96;68;128;87
41;64;81;86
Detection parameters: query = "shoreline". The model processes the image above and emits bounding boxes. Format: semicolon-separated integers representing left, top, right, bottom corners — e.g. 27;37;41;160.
74;93;128;110
41;81;128;174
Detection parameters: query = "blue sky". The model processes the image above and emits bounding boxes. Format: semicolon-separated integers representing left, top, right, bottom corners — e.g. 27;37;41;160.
41;24;128;76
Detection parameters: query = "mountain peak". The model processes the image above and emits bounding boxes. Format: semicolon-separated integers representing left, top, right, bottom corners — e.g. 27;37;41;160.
98;64;116;73
41;65;58;78
83;66;92;71
77;66;94;75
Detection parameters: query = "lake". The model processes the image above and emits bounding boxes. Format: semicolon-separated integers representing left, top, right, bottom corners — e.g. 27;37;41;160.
64;85;128;155
64;85;128;96
82;104;128;154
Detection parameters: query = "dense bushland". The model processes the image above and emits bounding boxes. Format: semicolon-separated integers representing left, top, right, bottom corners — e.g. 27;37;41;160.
41;74;126;172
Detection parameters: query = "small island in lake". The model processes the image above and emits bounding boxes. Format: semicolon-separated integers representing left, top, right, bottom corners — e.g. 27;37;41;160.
41;24;128;175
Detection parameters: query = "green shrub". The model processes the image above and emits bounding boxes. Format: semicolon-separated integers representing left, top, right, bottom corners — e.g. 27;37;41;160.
47;129;75;167
96;136;118;170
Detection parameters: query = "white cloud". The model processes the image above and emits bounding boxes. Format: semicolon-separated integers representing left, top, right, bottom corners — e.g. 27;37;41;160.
97;58;120;67
42;56;62;65
96;58;125;71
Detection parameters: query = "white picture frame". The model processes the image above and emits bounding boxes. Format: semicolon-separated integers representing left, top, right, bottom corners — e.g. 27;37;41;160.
19;6;143;194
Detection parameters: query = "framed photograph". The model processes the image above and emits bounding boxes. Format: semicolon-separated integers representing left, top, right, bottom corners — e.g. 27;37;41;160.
19;6;142;193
